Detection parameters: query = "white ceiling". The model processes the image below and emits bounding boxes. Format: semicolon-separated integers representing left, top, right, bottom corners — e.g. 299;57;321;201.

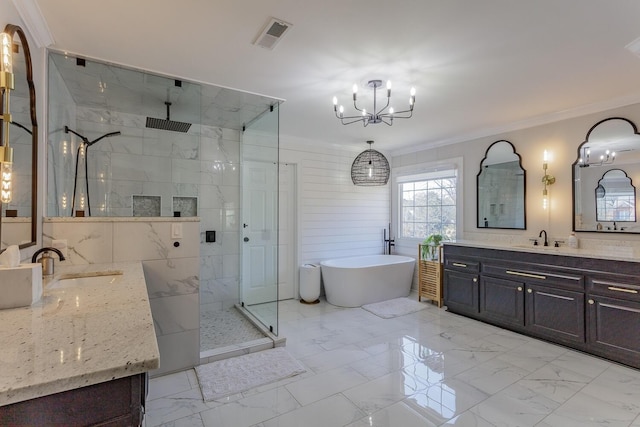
30;0;640;153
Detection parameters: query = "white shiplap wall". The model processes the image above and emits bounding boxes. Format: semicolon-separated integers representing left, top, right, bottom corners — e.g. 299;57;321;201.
280;136;391;266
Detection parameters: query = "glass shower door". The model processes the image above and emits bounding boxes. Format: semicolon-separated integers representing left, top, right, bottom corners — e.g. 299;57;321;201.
241;103;279;334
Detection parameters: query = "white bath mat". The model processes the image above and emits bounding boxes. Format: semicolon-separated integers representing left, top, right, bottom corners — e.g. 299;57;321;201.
195;347;306;401
362;297;428;319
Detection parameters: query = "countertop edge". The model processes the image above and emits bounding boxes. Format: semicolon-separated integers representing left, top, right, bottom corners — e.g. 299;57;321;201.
0;261;160;407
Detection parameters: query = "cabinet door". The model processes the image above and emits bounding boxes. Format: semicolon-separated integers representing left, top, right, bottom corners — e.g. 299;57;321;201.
480;276;524;327
588;295;640;369
443;270;479;315
526;284;585;344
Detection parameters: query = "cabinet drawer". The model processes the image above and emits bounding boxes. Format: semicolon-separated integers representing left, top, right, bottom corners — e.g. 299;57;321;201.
483;263;583;291
588;275;640;302
588;295;640;368
444;257;479;273
526;284;585;344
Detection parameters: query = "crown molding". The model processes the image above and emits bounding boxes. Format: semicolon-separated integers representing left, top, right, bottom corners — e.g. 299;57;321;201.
391;92;640;157
10;0;54;48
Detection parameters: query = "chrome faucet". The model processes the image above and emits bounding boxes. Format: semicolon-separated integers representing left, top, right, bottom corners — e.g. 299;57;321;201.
538;230;549;247
32;247;66;276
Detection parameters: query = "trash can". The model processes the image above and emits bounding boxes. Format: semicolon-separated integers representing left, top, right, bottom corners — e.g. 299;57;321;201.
299;263;321;304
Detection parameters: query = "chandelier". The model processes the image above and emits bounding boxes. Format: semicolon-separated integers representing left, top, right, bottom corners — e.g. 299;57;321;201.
333;80;415;126
578;146;615;167
351;141;390;186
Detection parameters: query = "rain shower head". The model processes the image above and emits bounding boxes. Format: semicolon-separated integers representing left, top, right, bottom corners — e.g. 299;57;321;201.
146;102;192;133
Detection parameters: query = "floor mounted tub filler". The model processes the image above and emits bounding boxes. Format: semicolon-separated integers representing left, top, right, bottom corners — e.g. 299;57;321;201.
320;255;416;307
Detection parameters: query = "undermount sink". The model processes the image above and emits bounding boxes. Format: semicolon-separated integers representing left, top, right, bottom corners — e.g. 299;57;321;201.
49;270;124;289
511;244;560;251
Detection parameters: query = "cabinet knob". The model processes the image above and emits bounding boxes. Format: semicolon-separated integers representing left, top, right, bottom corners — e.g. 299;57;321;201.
517;286;523;291
527;288;532;293
472;278;477;283
588;299;594;305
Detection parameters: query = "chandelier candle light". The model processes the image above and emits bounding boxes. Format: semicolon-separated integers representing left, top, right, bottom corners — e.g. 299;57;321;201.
0;30;13;204
333;80;415;126
578;146;615;167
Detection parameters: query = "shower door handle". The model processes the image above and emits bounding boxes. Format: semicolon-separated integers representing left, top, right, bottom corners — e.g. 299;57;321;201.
244;237;249;242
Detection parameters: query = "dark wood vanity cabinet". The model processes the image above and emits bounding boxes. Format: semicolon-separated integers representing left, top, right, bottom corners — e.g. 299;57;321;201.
0;373;146;426
442;257;480;315
443;244;640;370
586;274;640;368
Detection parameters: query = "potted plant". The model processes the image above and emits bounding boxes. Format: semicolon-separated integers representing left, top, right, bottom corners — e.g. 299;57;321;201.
421;233;444;260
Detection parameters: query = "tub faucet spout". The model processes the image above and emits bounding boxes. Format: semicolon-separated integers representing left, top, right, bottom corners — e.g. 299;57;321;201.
538;229;548;247
383;227;395;255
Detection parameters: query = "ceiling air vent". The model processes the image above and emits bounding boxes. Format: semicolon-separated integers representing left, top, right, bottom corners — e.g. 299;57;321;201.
254;18;292;50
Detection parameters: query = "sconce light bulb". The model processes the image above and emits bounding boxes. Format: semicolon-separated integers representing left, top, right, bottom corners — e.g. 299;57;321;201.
0;32;12;73
386;80;392;90
611;151;616;158
543;150;548;162
0;162;12;203
410;87;416;96
352;84;358;94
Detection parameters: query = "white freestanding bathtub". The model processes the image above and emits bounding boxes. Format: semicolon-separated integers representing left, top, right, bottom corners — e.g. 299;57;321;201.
320;255;416;307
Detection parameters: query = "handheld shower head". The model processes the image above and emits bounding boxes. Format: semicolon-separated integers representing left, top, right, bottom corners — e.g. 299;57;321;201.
87;131;122;147
64;126;121;146
64;126;89;144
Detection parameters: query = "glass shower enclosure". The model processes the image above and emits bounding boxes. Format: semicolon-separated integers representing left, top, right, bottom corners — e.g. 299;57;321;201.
240;104;279;335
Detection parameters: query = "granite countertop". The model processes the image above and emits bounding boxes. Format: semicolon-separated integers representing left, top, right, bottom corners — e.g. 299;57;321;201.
445;240;640;263
0;261;159;406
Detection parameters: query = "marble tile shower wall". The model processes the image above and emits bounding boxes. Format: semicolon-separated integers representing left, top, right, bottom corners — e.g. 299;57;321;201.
45;98;243;372
69;107;243;315
43;218;201;377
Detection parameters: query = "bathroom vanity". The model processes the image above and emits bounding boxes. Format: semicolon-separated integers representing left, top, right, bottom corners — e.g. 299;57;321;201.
443;242;640;370
0;261;159;425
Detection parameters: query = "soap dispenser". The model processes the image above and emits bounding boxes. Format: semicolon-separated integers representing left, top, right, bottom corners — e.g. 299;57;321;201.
568;232;579;249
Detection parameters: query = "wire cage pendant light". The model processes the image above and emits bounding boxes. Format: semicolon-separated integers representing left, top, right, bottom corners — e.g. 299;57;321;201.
333;80;415;126
351;141;390;186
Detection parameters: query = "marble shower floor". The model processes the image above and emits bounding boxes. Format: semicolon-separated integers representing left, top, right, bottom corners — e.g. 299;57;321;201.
200;307;266;352
149;295;640;426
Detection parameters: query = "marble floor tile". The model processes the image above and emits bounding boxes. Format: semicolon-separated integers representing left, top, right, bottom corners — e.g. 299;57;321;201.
536;391;638;427
285;365;369;406
404;378;490;425
468;383;560;427
516;362;591;404
146;298;640;427
148;370;193;400
261;394;365;427
346;401;438;427
454;357;530;395
199;387;300;427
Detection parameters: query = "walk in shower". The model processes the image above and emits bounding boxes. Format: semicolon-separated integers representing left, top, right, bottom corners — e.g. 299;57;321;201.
46;51;281;360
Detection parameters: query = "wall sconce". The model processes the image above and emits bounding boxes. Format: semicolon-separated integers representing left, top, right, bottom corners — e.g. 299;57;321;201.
542;150;555;209
0;30;14;204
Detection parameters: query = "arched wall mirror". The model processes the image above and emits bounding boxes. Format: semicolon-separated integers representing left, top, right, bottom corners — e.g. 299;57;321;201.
477;140;526;229
595;169;636;226
0;24;37;250
573;117;640;233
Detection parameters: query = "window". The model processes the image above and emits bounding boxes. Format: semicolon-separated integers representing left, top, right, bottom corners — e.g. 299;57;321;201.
399;170;457;241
